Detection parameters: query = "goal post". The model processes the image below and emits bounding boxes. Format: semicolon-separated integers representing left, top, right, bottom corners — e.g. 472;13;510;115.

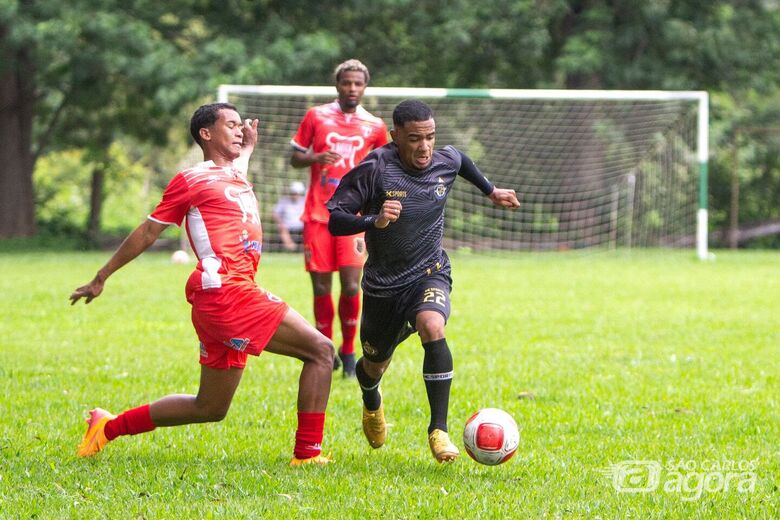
218;85;709;258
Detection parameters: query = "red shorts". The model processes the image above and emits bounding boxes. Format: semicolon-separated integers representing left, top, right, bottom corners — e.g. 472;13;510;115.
303;220;366;273
191;284;289;370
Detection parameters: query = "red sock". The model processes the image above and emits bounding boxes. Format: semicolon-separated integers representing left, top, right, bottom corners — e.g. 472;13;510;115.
313;294;334;339
104;404;156;441
294;411;325;459
338;294;360;355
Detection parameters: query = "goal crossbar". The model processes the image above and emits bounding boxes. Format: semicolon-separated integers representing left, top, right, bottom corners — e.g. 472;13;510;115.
219;85;709;258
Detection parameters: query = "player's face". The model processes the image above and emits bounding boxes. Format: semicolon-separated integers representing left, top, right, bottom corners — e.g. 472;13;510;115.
336;70;367;112
391;118;436;171
206;109;244;160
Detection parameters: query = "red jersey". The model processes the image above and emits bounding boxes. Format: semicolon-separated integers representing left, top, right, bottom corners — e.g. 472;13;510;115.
149;161;263;301
291;101;388;223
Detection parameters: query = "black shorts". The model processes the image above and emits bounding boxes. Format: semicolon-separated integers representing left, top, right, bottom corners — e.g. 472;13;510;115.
359;273;452;362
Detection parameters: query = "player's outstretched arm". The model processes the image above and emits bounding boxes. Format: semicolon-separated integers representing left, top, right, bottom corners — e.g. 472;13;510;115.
69;219;168;305
488;188;520;209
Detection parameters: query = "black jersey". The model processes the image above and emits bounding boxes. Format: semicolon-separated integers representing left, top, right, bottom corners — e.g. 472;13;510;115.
327;143;493;297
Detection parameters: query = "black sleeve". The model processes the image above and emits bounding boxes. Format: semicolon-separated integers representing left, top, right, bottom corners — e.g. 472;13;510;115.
327;159;379;236
329;212;378;235
456;149;494;195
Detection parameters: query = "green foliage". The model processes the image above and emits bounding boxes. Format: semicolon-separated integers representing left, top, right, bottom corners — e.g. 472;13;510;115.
708;90;780;235
3;0;780;242
34;150;90;238
0;251;778;517
33;142;164;237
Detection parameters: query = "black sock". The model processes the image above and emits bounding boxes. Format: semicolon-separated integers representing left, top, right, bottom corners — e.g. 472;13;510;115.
355;357;382;411
422;338;453;434
339;351;356;376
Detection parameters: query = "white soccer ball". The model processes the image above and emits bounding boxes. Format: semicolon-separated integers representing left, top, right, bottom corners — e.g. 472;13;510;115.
463;408;520;466
170;250;191;264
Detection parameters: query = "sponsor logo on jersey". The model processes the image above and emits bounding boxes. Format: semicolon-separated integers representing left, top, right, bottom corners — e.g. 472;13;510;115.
225;186;260;224
325;132;365;169
226;337;250;352
243;240;261;253
239;229;261;253
385;191;407;198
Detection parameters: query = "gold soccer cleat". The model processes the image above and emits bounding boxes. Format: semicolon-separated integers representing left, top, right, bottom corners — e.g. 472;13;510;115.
290;454;334;466
362;402;386;449
428;429;459;463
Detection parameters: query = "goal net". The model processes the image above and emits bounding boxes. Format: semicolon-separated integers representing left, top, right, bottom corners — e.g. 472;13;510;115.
218;86;708;256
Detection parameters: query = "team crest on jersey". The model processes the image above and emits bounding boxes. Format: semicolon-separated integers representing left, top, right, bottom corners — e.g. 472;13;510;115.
226;338;250;352
434;178;447;199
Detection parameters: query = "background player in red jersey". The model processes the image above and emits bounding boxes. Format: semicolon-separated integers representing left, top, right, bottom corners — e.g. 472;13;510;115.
70;103;334;465
290;59;388;378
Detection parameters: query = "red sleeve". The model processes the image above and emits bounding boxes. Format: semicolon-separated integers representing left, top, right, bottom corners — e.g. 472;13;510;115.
291;109;316;151
374;122;389;148
149;173;190;226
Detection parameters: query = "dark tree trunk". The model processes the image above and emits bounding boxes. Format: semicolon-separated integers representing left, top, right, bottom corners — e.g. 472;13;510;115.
0;25;37;238
87;163;105;245
559;0;604;90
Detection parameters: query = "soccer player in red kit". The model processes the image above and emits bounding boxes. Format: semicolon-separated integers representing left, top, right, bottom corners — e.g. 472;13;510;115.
290;59;388;377
70;103;334;465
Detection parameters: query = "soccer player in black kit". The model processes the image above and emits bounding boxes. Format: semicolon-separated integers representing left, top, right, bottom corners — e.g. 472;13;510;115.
327;99;520;462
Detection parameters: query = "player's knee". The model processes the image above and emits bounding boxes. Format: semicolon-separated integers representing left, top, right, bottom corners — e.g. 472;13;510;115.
417;319;445;343
313;283;330;295
341;279;360;296
199;403;230;422
313;335;335;368
364;358;390;379
311;275;332;295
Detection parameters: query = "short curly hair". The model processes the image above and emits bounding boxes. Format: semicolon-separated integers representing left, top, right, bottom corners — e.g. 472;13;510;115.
392;99;434;128
334;59;370;84
190;102;237;147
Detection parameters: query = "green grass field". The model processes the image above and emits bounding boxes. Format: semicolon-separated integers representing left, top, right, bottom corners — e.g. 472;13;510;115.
0;249;777;518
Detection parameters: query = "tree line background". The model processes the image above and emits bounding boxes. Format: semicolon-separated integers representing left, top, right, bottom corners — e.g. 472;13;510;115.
2;0;779;248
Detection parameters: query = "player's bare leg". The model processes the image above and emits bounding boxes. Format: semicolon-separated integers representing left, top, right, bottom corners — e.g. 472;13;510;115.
417;310;459;462
150;366;244;425
266;307;333;412
78;366;243;457
265;307;334;464
337;265;361;377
